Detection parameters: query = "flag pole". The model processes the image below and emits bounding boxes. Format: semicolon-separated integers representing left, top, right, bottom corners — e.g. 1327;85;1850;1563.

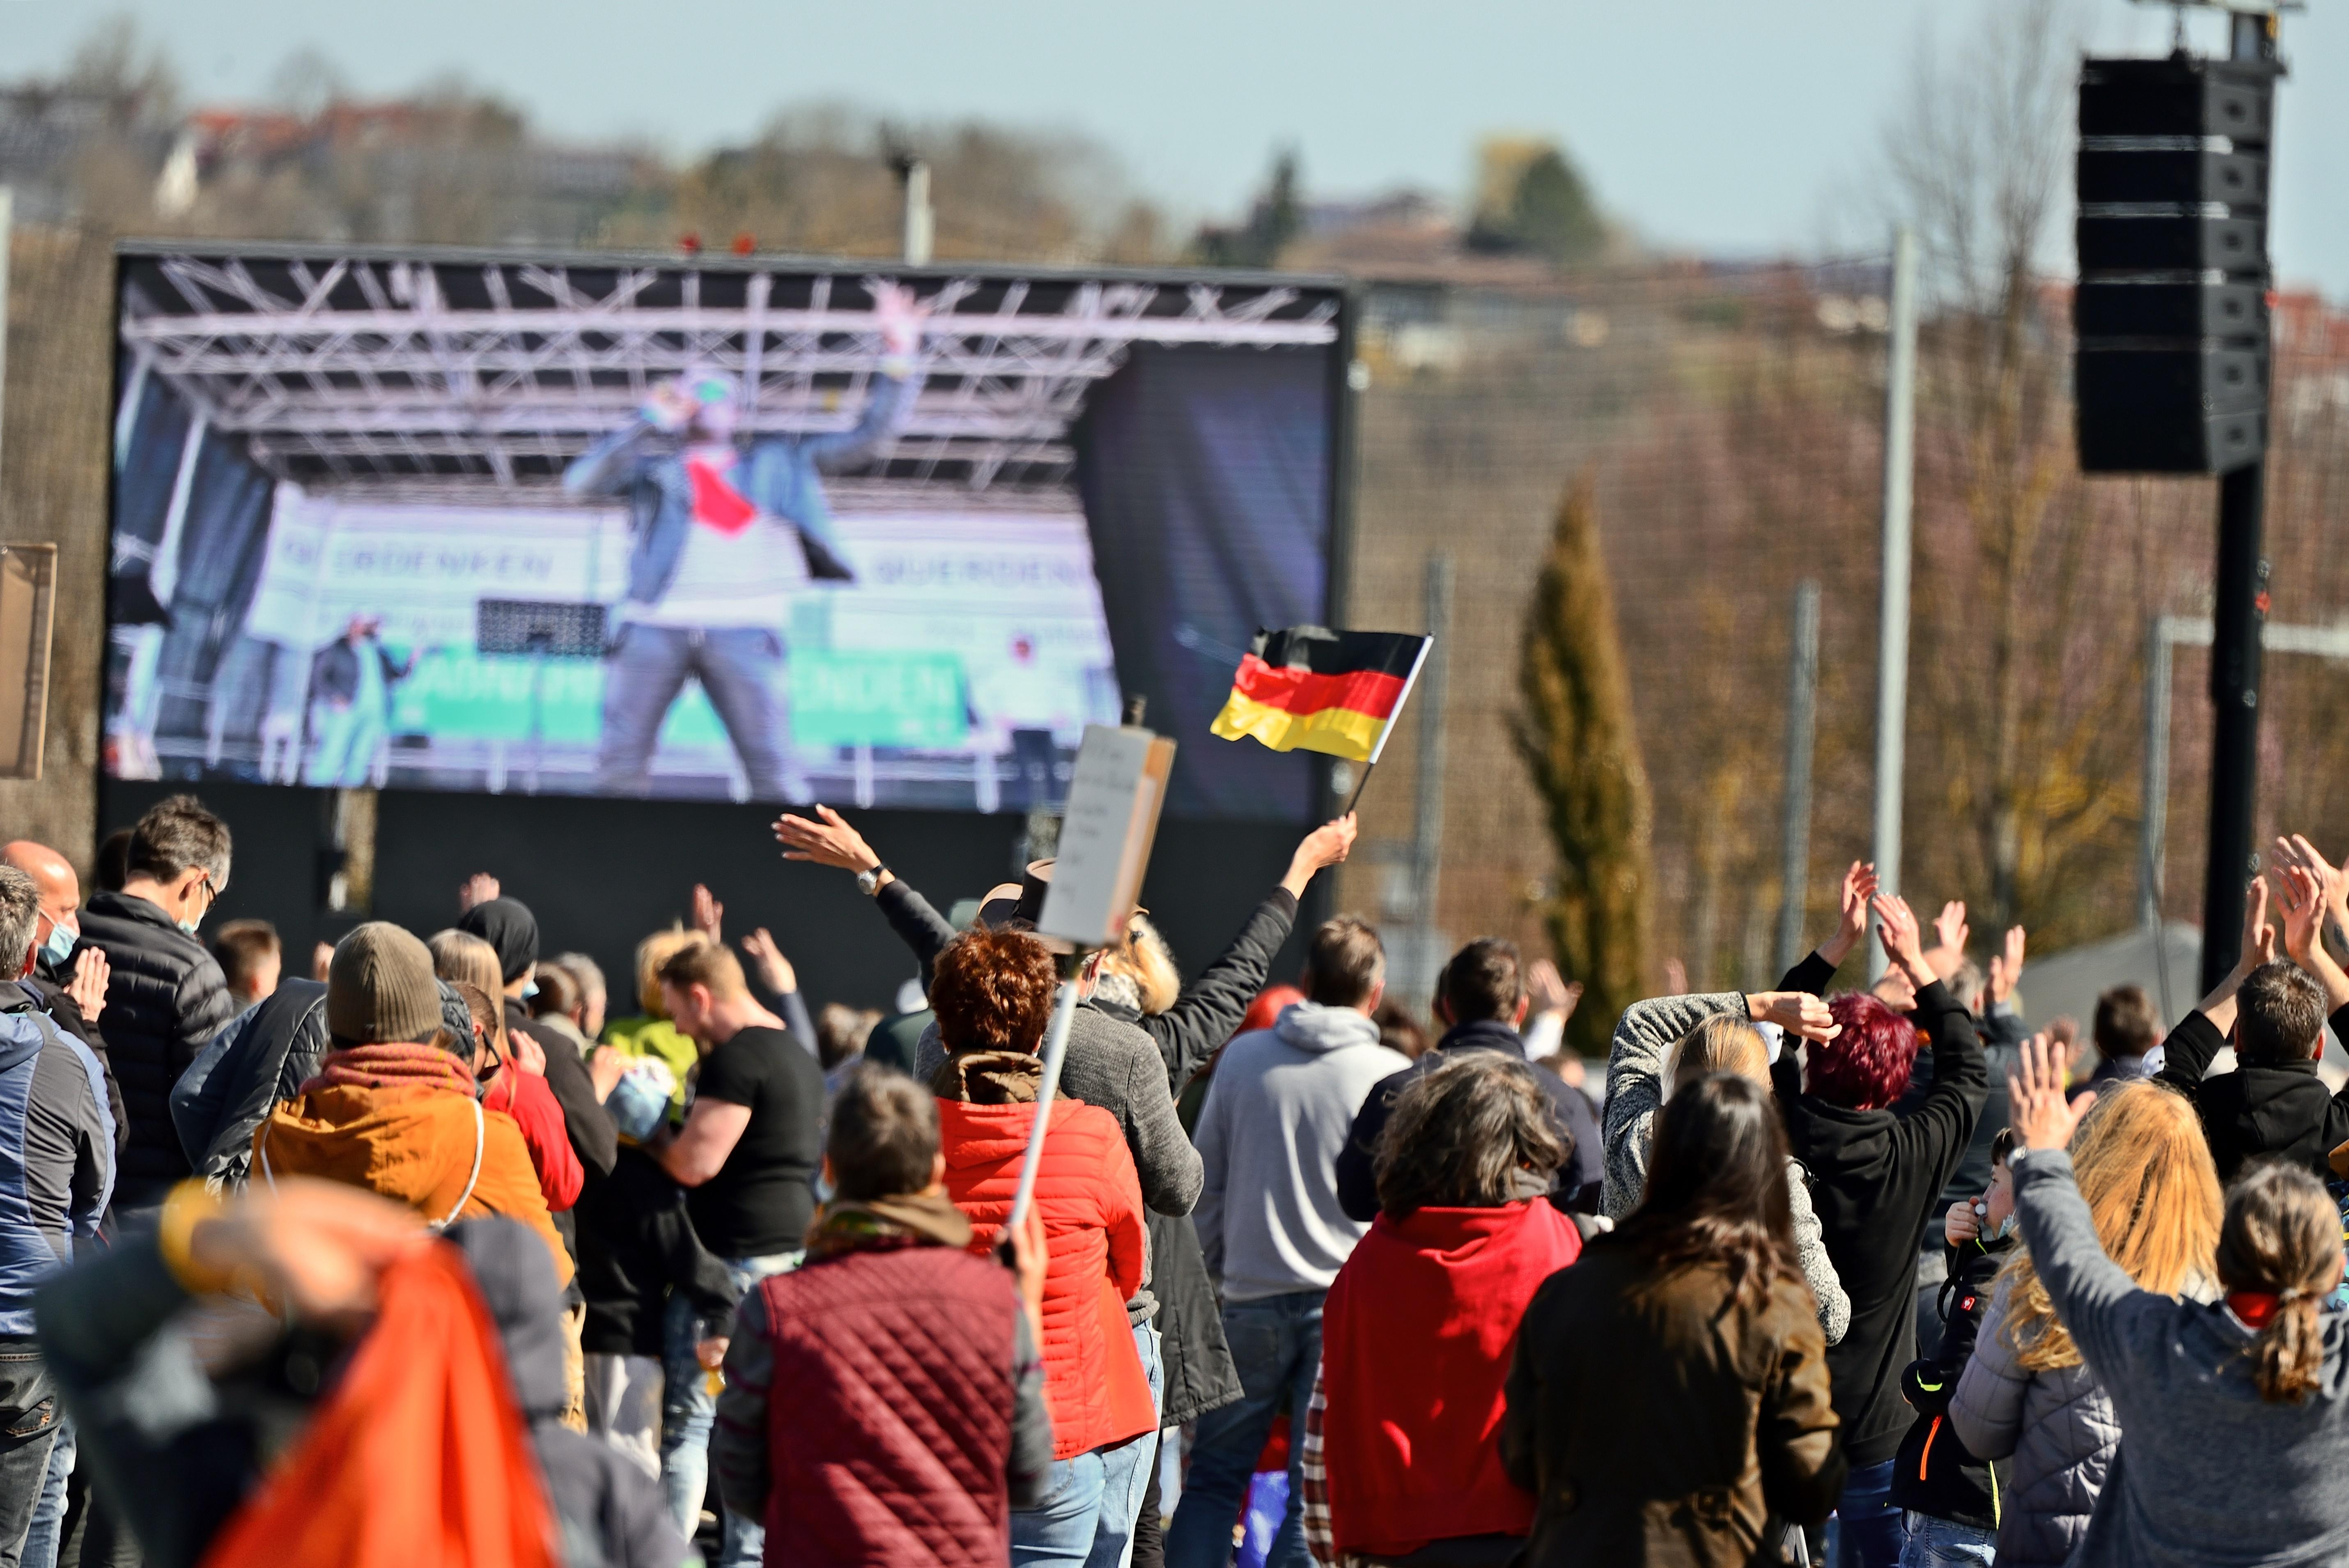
1338;635;1433;818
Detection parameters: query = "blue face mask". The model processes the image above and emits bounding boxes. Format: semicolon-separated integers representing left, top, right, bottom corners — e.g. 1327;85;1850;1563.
177;917;202;937
39;919;74;968
520;980;539;1001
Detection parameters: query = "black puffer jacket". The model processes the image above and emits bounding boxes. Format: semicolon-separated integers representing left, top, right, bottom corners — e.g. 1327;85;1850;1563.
77;892;238;1206
168;980;329;1188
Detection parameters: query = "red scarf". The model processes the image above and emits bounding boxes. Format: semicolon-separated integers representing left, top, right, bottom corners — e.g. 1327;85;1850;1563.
305;1043;476;1096
1320;1201;1583;1557
686;454;757;535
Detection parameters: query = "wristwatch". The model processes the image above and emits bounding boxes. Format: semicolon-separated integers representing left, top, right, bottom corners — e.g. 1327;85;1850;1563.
856;864;890;897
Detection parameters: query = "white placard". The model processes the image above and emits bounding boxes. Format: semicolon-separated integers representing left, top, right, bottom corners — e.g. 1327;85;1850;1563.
1038;724;1159;948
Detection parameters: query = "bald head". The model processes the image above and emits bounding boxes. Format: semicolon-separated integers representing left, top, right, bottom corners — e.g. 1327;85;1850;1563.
1;842;78;929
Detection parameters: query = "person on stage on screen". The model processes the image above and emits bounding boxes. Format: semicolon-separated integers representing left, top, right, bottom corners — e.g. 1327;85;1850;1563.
565;280;930;804
303;613;414;789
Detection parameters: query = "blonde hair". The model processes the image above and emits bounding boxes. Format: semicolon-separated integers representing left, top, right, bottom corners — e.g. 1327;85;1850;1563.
1670;1015;1769;1091
451;979;506;1061
428;929;504;995
634;925;711;1016
656;940;749;1004
1098;912;1182;1016
2002;1080;2221;1371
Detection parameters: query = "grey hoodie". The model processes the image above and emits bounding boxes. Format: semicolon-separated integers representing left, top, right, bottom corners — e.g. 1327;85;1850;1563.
1192;1002;1413;1302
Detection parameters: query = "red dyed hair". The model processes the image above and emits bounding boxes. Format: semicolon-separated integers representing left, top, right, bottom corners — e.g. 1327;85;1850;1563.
1808;993;1920;1110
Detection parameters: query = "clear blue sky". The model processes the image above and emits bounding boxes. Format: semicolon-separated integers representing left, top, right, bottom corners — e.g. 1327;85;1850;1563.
6;0;2343;297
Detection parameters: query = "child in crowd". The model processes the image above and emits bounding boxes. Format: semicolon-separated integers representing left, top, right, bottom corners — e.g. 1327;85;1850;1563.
1890;1129;2016;1567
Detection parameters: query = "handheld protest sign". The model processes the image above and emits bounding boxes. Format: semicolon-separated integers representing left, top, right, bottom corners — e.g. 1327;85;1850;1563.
1036;724;1177;950
1006;723;1176;1234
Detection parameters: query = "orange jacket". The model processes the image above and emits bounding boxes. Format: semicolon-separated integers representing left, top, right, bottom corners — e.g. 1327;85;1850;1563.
257;1084;574;1286
938;1096;1152;1459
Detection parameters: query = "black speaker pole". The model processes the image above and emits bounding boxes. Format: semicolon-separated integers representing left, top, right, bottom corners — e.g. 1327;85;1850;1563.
2200;459;2268;990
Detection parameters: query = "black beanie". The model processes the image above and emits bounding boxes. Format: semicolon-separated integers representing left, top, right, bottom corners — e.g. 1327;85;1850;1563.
457;896;540;985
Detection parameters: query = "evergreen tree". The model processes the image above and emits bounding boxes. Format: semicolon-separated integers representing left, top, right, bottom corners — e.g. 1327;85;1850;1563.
1465;142;1605;265
1515;478;1653;1058
1509;148;1605;264
1195;147;1302;268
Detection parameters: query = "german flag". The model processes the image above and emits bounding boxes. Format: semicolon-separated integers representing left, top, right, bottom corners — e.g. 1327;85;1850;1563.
1209;627;1432;763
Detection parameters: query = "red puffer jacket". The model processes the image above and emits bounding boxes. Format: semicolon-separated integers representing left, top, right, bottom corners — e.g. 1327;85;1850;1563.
939;1096;1153;1460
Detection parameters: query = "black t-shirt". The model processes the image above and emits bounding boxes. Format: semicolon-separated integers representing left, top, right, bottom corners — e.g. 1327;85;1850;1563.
687;1024;823;1258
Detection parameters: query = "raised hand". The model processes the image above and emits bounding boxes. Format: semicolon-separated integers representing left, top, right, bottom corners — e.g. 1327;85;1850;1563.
1874;892;1928;979
691;883;723;943
2278;863;2325;968
1987;925;2026;1007
66;946;108;1024
2009;1032;2092;1152
1820;861;1880;966
741;927;797;995
2243;875;2277;972
868;278;933;361
1281;815;1359;899
774;805;882;875
1527;958;1572;1016
2277;835;2349;952
188;1178;427;1328
1746;990;1841;1043
458;872;501;914
1932;900;1970;959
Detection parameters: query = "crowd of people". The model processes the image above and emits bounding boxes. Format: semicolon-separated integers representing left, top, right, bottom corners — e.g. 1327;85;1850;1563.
3;792;2349;1567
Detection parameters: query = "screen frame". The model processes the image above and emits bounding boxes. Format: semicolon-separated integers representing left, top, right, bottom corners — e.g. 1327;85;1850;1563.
100;238;1360;831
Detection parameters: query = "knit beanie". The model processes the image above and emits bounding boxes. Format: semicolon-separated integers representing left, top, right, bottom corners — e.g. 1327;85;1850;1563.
456;897;540;986
328;923;445;1046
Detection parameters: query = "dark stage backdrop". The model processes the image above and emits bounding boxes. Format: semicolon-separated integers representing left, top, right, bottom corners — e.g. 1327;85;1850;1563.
1075;343;1333;823
100;781;1332;1025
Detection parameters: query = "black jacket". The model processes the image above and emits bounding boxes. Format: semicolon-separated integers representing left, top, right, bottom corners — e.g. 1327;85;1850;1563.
1336;1019;1605;1221
168;979;329;1187
1903;1000;2030;1240
1891;1231;2014;1528
870;872;1251;1427
2153;1003;2349;1182
576;1148;740;1359
1773;962;1986;1467
77;892;239;1207
23;958;129;1160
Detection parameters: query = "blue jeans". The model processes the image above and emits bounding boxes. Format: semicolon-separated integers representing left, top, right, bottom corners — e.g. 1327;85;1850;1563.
18;1421;67;1568
1898;1512;1996;1567
599;624;793;799
1165;1290;1323;1568
1016;1452;1108;1567
1829;1459;1902;1568
661;1250;799;1567
1086;1322;1164;1568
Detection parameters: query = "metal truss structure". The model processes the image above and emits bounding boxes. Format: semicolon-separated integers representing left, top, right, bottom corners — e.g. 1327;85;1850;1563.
118;254;1341;494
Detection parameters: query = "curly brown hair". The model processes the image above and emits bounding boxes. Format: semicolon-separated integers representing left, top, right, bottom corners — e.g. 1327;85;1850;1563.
931;926;1059;1056
1373;1054;1565;1219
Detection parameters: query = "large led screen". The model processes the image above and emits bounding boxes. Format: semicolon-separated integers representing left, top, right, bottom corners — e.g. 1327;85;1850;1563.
104;248;1343;821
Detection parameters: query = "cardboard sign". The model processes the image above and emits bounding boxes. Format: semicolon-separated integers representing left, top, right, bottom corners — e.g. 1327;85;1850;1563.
1037;723;1176;949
